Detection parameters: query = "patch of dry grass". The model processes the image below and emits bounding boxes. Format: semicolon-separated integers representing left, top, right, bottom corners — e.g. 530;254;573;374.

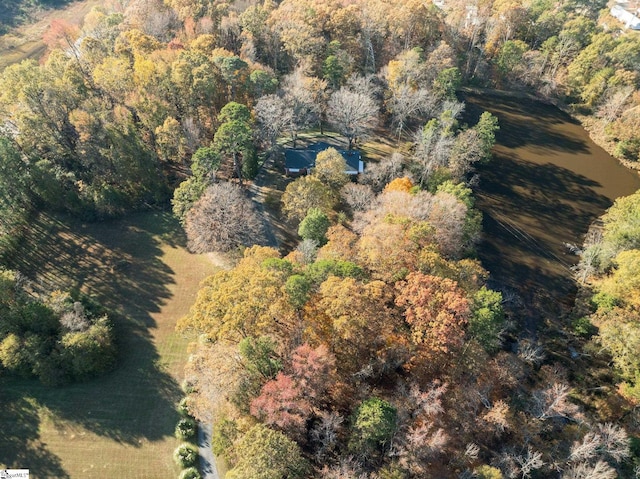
0;210;221;478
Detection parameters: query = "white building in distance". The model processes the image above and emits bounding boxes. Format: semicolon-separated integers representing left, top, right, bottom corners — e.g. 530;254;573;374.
610;4;640;29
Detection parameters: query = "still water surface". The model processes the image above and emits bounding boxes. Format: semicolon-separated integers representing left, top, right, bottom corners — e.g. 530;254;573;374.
464;93;640;315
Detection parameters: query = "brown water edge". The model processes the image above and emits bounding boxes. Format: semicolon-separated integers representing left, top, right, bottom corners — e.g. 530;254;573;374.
463;93;640;331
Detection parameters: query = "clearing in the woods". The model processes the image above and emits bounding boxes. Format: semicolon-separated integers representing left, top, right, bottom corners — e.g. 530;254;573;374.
0;211;222;478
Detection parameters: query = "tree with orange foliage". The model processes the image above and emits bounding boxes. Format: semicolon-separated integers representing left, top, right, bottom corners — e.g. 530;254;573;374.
395;272;470;355
384;177;414;193
308;276;408;375
316;225;359;262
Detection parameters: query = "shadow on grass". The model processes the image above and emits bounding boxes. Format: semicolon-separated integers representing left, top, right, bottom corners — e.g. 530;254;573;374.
462;92;593;155
0;0;75;32
0;210;189;472
0;393;69;477
473;144;612;305
464;93;640;333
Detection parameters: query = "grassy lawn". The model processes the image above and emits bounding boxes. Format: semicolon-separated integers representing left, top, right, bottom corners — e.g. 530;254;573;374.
0;210;221;478
0;0;102;71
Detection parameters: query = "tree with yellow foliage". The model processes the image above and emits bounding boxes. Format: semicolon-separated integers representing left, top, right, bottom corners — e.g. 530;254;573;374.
600;250;640;309
177;246;297;343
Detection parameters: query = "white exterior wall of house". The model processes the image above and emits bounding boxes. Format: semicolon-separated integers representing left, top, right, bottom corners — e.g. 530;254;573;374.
611;5;640;29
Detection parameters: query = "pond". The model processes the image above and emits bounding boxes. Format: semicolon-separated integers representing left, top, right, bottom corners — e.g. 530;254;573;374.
463;93;640;321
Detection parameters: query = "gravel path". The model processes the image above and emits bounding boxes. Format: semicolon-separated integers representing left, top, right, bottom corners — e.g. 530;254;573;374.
248;153;280;249
198;423;219;479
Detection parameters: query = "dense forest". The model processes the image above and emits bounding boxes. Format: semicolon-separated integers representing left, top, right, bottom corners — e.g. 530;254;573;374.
1;0;640;477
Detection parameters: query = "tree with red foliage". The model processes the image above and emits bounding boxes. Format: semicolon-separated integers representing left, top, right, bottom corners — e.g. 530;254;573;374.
250;372;311;438
291;343;337;405
250;343;338;439
43;19;81;54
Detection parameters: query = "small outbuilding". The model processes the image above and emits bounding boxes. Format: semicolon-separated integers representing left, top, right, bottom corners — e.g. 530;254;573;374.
284;142;364;176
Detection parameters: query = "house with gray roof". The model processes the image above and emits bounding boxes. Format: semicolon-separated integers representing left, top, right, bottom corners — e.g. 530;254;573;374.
284;142;364;176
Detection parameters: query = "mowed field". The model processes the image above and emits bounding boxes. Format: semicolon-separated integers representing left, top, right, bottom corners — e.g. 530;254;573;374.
0;0;101;71
0;211;222;478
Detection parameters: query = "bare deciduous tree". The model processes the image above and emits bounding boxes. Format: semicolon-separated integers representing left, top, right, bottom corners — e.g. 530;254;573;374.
465;443;480;460
531;382;580;421
594;423;630;463
405;381;448;419
296;239;319;264
185;183;265;253
596;86;634;123
319;457;367;479
413;121;454;186
516;447;544;479
573;228;604;284
570;431;602;463
60;301;90;331
518;341;546;365
562;460;616;479
425;192;469;258
440;99;466;123
450;128;485;179
310;411;344;462
254;94;293;149
282;69;321;146
341;183;375;213
387;85;437;139
328;85;378;149
362;152;406;192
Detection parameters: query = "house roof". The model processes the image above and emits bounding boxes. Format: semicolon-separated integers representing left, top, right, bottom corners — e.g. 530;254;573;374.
284;149;316;171
611;4;640;28
285;142;363;174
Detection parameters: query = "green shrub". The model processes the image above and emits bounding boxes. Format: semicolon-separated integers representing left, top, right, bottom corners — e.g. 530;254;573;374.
348;397;397;456
172;177;207;225
377;463;407;479
619;373;640;404
59;316;116;381
285;275;312;309
591;291;619;312
572;316;597;337
182;379;197;394
425;166;452;192
614;138;640;162
179;467;201;479
469;287;505;353
175;418;197;441
298;208;330;246
0;270;116;385
475;465;503;479
174;443;199;468
178;397;191;417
